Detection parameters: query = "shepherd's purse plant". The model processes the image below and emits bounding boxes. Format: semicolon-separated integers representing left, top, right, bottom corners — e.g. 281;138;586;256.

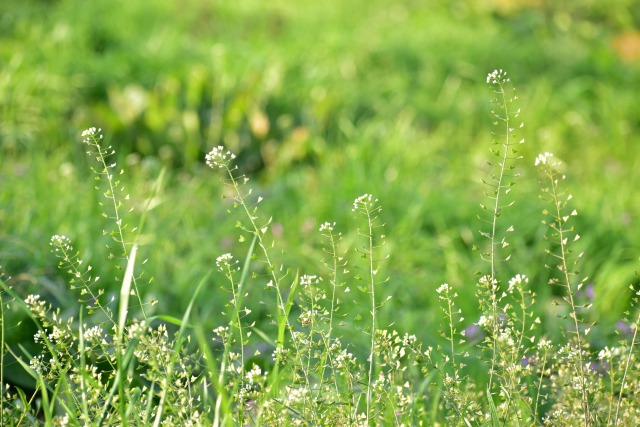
1;70;639;426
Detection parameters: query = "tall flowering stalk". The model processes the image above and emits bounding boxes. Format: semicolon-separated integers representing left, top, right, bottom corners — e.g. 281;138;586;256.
81;127;147;318
318;222;340;380
480;70;525;391
352;194;385;424
536;151;592;426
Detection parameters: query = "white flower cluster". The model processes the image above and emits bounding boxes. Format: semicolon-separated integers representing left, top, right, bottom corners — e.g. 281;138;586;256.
245;364;264;384
48;325;71;344
479;275;499;291
272;346;290;365
29;354;46;373
319;221;335;232
205;146;236;169
571;375;587;392
300;274;320;286
213;326;229;340
507;274;528;293
478;315;489;327
537;339;553;350
81;127;103;144
284;386;309;406
558;343;583;360
25;294;47;317
334;348;356;370
50;234;72;252
486;69;510;85
215;253;238;271
33;330;45;344
534;152;555;166
52;413;70;427
598;346;622;360
126;320;147;339
25;294;41;306
371;371;388;394
352;193;378;212
83;325;103;342
436;283;450;294
497;328;515;347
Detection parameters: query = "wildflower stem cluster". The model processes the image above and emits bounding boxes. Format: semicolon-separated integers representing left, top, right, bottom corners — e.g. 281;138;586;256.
3;72;640;426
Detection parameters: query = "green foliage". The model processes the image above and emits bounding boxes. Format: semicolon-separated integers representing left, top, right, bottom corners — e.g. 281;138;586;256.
1;0;640;424
2;0;640;325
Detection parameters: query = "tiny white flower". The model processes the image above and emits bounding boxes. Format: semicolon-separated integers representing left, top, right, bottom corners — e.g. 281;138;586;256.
50;235;72;252
436;283;449;294
319;221;335;232
25;294;41;305
81;127;103;144
213;326;229;339
205;146;236;169
598;346;621;360
215;253;237;271
538;339;553;350
534;152;554;166
477;315;489;327
352;194;378;211
83;326;103;342
479;275;498;287
508;274;528;293
245;364;263;383
29;354;46;373
486;69;509;85
300;274;320;286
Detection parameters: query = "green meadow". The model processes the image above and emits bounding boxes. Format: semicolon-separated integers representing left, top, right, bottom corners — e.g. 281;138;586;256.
1;0;640;424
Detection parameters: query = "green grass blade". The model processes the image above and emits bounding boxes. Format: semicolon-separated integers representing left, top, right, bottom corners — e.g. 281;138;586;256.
77;310;91;424
487;386;501;427
270;271;299;395
250;326;276;348
14;386;31;424
144;382;156;424
117;243;138;427
118;243;137;345
175;270;211;341
279;270;299;349
133;167;166;245
235;233;258;314
154;314;195;328
195;325;231;427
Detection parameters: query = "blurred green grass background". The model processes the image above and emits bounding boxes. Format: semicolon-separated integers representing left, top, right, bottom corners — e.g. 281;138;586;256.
2;0;640;382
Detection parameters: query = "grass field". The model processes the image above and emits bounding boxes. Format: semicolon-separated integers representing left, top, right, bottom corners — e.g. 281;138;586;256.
2;0;640;424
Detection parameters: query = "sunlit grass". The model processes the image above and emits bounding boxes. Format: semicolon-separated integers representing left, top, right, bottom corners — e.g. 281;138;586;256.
1;0;640;424
2;70;640;424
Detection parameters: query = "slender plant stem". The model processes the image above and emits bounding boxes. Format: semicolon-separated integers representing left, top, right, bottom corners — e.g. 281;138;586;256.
86;133;146;318
366;208;377;424
615;307;640;425
547;170;590;426
223;165;311;395
319;228;342;397
488;81;511;392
